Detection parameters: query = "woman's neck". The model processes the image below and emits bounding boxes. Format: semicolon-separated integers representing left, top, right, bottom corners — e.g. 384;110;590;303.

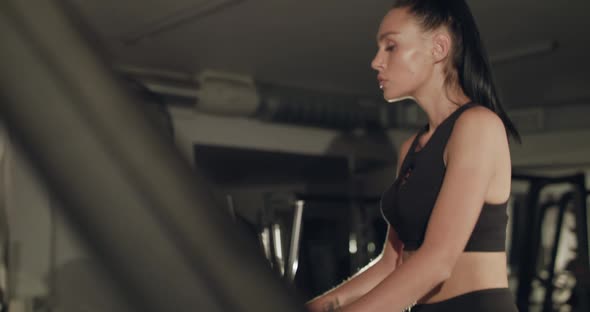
414;84;470;132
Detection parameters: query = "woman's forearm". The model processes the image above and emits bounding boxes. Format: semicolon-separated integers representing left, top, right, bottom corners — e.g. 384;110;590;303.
343;248;450;312
306;254;396;311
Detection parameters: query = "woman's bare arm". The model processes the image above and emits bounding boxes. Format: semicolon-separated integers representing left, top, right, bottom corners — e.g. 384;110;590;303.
306;135;415;311
306;227;403;311
341;108;507;312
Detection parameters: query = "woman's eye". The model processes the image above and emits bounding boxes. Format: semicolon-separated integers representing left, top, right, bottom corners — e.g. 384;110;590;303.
385;45;396;52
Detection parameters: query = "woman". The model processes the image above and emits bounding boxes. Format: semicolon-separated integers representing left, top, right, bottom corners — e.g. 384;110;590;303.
306;0;520;311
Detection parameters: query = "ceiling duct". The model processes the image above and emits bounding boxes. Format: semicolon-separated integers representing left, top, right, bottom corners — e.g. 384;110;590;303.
193;69;382;127
196;70;260;117
119;66;397;130
123;67;590;134
255;83;388;130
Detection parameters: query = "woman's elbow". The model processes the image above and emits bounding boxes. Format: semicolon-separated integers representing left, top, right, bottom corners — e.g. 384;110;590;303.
380;246;402;271
425;257;452;284
379;255;398;273
437;264;453;283
418;246;455;283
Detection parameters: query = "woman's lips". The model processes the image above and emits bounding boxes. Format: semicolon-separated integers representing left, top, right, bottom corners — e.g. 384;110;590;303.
378;76;387;89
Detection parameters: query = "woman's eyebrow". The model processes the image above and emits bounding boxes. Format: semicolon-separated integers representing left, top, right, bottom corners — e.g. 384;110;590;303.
377;31;400;43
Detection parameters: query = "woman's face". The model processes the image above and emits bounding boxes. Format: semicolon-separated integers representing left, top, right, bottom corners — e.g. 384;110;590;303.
371;8;435;102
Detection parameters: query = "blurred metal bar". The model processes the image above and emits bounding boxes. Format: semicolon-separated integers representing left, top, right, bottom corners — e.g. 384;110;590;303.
0;129;9;312
226;194;237;222
259;227;272;265
272;223;285;277
573;185;590;312
286;200;304;282
0;1;305;311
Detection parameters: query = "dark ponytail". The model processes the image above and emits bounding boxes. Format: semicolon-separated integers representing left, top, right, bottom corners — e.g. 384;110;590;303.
392;0;521;142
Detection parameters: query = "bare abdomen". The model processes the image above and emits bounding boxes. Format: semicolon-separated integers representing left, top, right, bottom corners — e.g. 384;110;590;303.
402;251;509;304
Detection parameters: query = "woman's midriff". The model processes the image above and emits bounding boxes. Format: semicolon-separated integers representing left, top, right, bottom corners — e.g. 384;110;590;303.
402;251;509;304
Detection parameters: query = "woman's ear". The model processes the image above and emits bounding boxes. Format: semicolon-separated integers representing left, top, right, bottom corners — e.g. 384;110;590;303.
432;32;452;63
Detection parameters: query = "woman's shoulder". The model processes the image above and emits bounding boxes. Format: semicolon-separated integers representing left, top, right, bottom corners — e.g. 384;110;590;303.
448;104;506;151
455;104;505;135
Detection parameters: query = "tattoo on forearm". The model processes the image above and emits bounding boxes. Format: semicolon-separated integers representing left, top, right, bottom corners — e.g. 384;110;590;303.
322;299;342;312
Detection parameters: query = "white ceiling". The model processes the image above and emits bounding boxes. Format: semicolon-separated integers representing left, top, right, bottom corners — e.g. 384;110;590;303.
70;0;590;109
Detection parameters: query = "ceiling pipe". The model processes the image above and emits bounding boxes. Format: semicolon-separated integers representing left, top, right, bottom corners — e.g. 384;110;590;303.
122;0;245;44
116;66;398;130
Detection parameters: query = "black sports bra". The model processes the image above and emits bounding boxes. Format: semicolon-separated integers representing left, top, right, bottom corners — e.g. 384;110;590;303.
380;103;508;252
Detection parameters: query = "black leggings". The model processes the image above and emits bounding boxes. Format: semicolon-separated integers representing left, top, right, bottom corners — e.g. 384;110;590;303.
412;288;518;311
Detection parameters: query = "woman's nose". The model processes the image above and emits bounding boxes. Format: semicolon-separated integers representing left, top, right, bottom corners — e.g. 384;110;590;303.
371;51;383;71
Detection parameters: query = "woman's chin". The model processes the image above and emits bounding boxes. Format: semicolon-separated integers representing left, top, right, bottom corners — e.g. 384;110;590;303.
382;89;412;103
385;94;415;103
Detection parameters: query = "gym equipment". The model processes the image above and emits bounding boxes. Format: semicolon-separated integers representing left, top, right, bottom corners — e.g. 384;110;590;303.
512;173;589;312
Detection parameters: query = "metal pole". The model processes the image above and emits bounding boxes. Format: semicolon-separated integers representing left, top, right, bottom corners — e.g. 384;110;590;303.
287;200;305;282
0;1;306;311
